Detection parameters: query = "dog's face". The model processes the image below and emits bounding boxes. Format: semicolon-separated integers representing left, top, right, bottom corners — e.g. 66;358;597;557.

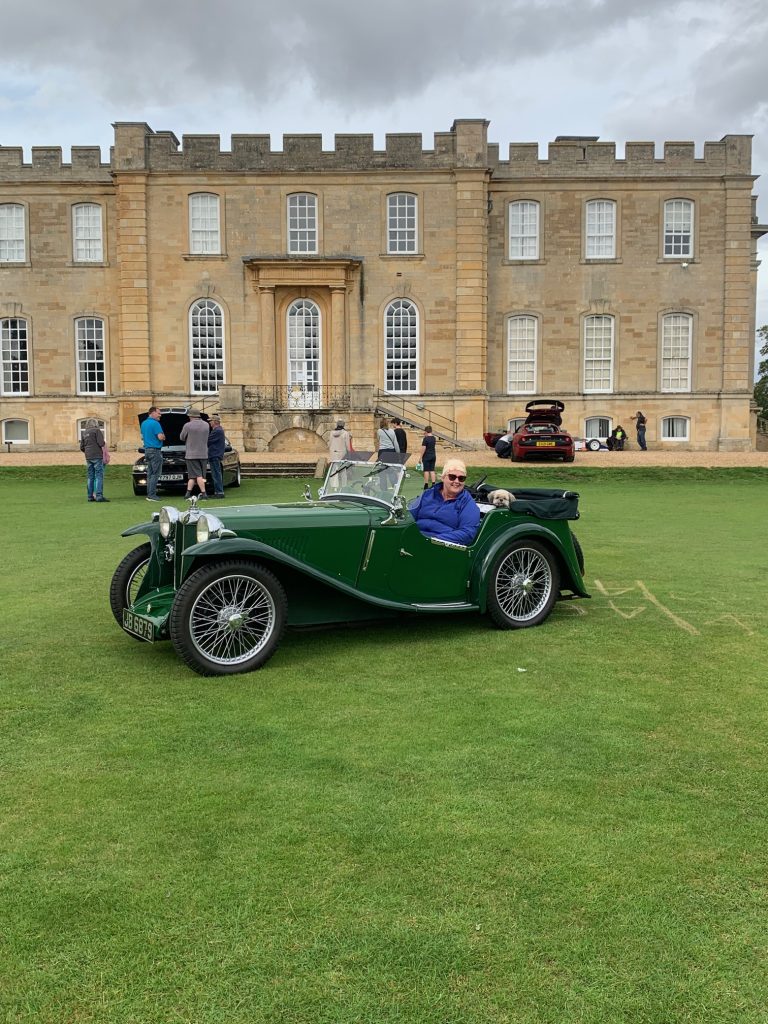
488;489;514;508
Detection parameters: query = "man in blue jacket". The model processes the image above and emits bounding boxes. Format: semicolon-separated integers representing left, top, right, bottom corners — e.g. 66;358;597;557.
207;415;226;498
409;458;480;546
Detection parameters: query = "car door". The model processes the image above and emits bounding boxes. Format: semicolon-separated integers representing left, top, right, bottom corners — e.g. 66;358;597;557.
359;519;472;605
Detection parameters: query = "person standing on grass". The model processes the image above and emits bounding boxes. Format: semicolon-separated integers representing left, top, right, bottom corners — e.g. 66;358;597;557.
180;409;210;500
328;420;353;461
633;411;648;451
140;406;165;502
391;418;408;457
419;425;437;489
207;415;226;498
80;417;109;502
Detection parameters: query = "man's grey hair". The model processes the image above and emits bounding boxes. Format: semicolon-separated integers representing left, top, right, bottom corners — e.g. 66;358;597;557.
85;417;100;429
211;415;221;423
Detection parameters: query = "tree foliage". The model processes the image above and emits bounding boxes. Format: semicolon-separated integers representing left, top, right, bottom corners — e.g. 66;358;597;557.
755;325;768;421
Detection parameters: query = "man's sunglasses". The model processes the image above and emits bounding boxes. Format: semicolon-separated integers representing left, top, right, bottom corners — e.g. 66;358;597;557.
446;473;466;482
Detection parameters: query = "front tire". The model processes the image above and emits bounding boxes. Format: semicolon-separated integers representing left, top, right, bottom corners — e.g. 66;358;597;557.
487;540;560;629
132;481;147;496
110;543;152;637
230;464;242;488
169;560;286;676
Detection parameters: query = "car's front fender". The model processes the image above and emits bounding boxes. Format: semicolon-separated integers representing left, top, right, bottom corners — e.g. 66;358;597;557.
121;521;161;539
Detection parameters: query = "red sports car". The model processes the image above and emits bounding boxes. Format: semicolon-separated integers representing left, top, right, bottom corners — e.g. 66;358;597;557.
487;400;575;462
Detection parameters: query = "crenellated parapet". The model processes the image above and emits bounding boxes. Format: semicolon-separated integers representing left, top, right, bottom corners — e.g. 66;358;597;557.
1;121;755;185
113;119;489;173
0;145;111;183
490;135;754;180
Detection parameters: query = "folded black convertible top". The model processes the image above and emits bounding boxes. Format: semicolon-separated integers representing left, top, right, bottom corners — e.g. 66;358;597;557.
474;484;580;520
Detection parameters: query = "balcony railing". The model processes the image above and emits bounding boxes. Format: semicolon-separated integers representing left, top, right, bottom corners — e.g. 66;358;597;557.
242;384;373;412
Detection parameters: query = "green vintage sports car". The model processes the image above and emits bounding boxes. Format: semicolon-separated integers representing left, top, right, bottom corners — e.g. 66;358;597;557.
110;461;589;676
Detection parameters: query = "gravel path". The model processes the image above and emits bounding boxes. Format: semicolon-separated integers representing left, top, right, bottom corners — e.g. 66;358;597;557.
3;449;767;469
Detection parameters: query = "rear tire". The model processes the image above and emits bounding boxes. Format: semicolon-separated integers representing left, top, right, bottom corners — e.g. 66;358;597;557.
487;540;560;629
110;543;152;638
563;454;575;462
170;560;286;676
231;464;242;487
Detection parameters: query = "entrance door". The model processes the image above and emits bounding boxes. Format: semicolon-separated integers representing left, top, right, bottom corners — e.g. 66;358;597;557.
287;299;321;409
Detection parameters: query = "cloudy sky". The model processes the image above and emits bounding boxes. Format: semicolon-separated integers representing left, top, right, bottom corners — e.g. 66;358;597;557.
3;0;767;354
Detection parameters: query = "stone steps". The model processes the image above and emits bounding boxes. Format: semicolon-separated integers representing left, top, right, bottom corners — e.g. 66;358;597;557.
241;460;321;478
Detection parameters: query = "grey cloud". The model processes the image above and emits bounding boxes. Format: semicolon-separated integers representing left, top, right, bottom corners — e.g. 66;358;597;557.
5;0;682;110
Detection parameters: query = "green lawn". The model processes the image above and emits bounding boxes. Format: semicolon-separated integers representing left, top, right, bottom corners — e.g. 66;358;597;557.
1;466;767;1023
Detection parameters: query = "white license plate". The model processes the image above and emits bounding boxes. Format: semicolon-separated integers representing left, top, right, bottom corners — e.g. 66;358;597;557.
123;609;155;642
159;473;185;481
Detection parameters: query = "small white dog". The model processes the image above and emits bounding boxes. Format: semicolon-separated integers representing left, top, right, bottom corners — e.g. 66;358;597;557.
487;489;516;508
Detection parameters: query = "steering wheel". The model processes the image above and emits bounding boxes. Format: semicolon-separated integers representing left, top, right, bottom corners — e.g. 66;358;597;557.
466;473;487;498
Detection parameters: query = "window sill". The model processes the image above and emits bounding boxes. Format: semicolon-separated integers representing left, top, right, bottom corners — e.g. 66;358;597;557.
580;258;622;265
657;257;697;265
379;253;425;260
183;253;229;261
67;261;110;268
0;260;31;268
503;259;546;266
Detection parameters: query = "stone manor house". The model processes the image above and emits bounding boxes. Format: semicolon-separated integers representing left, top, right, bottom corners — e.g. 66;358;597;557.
0;119;765;452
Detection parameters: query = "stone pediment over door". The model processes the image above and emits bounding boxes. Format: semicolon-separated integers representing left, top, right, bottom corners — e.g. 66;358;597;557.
243;258;362;387
242;257;361;289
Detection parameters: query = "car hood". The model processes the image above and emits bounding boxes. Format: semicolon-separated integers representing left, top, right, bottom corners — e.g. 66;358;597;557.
205;500;378;532
138;409;209;447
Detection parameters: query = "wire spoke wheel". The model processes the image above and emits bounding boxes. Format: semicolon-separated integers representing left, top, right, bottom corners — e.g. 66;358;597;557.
170;560;287;675
487;540;559;630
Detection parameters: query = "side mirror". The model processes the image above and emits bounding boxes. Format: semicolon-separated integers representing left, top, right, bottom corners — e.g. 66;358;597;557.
303;485;313;502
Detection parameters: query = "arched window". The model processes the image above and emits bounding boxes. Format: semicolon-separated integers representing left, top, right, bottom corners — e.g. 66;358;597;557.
287;299;321;407
387;193;417;254
77;418;106;442
506;315;537;394
585;199;616;259
0;203;25;262
661;313;692;392
75;317;106;394
585;416;611;442
73;203;103;262
663;199;693;258
583;315;614;393
384;299;418;393
2;419;29;444
189;193;221;254
287;194;318;254
189;299;225;394
661;416;690;441
508;201;540;260
1;318;29;395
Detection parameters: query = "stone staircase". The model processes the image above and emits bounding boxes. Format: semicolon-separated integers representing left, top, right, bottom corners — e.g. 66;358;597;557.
241;459;322;479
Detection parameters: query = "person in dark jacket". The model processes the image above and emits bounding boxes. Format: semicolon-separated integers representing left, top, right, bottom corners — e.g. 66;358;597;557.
391;418;408;456
409;458;480;546
80;417;109;502
632;411;648;451
610;425;627;451
207;415;226;497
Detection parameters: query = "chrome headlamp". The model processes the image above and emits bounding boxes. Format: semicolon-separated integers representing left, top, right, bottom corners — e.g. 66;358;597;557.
196;513;230;544
159;505;180;539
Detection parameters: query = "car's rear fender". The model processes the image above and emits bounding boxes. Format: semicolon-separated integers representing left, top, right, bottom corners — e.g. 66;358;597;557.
470;523;587;609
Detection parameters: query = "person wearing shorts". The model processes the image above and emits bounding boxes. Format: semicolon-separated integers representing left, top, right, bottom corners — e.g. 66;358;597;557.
180;409;210;499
